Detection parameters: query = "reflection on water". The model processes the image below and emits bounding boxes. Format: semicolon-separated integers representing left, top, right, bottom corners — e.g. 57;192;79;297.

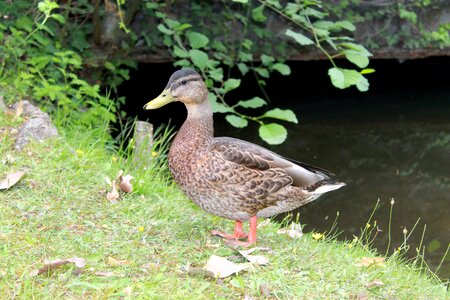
215;93;450;279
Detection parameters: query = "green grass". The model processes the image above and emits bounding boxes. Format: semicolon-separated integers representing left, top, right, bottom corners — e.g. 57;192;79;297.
0;111;448;299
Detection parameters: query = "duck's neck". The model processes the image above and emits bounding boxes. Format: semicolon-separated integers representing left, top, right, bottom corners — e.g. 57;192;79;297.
172;101;214;152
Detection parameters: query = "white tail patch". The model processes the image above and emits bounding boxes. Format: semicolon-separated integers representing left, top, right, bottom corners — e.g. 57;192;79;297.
310;182;346;194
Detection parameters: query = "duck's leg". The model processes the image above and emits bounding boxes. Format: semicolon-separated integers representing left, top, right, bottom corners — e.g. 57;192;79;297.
247;216;257;244
211;220;247;240
223;216;258;247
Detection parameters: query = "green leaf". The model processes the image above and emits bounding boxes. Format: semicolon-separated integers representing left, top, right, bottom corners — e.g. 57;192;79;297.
237;63;249;75
173;46;189;58
51;13;65;24
166;19;180;29
340;43;372;56
252;5;267;22
301;7;326;19
360;68;375;74
104;61;115;71
223;78;241;92
226;115;248;128
175;23;192;32
232;0;249;3
70;30;90;51
261;54;274;66
328;68;345;89
239;51;253;62
237;97;267;108
356;76;369;92
254;67;269;78
15;16;33;32
271;63;291;75
262;108;298;123
335;20;355;31
173;59;191;67
157;24;174;35
341;69;362;86
344;51;369;68
188;31;209;49
189;49;209;70
259;123;287;145
208;68;223;82
285;29;314;46
329;67;369;91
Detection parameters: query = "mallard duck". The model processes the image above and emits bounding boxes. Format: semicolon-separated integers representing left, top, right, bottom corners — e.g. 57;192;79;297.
144;69;345;246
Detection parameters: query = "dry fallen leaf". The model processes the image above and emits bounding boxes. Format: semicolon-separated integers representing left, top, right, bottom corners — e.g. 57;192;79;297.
365;279;384;288
106;256;132;266
203;255;251;278
257;219;271;228
350;293;369;300
277;222;303;239
356;257;385;267
105;170;134;201
1;154;16;165
118;174;134;193
32;257;86;276
94;270;116;277
106;183;120;202
238;247;270;266
0;171;25;190
15;100;23;118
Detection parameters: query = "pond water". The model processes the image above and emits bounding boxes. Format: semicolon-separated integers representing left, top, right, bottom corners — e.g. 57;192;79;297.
121;58;450;279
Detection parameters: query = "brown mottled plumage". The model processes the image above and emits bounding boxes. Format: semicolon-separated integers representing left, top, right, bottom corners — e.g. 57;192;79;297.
144;69;345;246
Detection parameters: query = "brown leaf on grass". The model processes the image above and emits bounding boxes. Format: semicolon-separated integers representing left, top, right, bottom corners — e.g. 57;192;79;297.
238;247;271;265
32;257;86;276
0;171;25;190
106;256;132;266
203;255;251;278
94;270;116;277
349;293;369;300
118;174;134;193
356;257;385;267
277;222;303;239
105;170;134;201
15;100;23;118
365;279;384;288
257;219;271;228
1;154;16;165
106;182;120;202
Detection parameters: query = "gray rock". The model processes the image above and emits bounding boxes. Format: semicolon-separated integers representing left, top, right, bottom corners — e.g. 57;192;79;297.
11;101;59;150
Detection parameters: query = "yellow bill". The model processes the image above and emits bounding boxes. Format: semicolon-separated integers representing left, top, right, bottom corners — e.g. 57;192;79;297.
143;89;173;110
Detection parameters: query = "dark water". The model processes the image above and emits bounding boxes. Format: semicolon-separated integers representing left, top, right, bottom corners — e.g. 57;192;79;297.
120;58;450;279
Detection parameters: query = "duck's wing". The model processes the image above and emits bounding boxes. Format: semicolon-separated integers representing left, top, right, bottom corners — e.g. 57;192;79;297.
212;137;334;188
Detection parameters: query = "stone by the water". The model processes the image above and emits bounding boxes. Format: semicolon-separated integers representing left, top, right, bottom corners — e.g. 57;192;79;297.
10;101;59;151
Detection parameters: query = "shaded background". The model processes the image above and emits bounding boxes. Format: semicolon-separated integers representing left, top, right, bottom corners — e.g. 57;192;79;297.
118;57;450;278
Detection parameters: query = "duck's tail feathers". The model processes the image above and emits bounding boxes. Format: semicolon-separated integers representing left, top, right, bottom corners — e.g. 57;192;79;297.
307;180;346;194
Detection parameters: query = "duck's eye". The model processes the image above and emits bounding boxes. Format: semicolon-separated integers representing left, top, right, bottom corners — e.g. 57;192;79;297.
181;80;187;85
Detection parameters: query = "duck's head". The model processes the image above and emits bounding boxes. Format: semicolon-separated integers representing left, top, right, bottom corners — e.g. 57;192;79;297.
144;69;208;110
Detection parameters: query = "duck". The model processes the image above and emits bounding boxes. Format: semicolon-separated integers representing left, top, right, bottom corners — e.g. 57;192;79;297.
144;69;345;246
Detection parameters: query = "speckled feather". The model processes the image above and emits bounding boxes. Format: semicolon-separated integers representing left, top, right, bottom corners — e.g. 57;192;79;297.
160;69;344;221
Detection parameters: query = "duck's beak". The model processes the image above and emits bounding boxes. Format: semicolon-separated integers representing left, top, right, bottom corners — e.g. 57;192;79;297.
143;89;174;110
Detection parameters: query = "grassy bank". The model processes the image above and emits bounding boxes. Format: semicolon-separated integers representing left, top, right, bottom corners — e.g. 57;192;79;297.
0;111;448;299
